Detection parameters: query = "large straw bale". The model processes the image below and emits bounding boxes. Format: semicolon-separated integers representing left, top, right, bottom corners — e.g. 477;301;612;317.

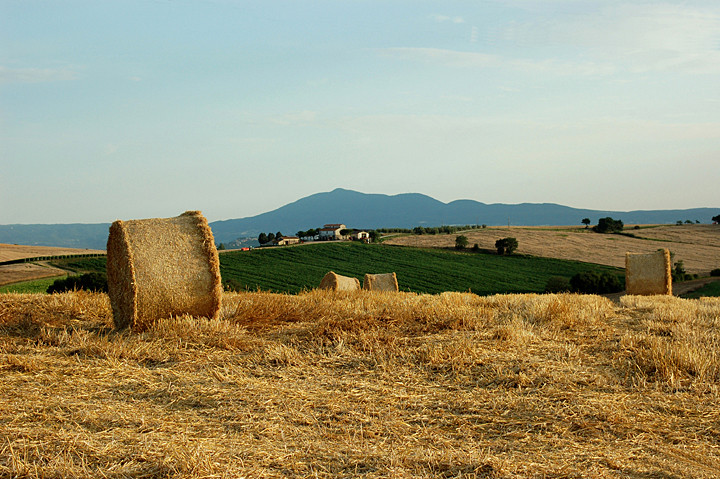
363;272;399;292
625;249;672;296
107;211;222;331
318;271;360;291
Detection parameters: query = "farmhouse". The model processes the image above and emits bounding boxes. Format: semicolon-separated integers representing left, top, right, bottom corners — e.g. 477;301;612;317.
318;224;346;240
353;231;370;241
275;236;300;246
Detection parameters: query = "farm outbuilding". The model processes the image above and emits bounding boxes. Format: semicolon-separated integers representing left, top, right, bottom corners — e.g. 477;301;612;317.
319;224;346;240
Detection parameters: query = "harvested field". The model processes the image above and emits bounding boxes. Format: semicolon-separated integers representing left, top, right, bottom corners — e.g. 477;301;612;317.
384;224;720;274
0;263;67;286
0;244;106;286
1;290;720;477
0;243;105;263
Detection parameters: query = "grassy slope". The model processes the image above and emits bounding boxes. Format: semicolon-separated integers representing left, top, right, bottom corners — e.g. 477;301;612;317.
218;242;623;294
0;277;62;294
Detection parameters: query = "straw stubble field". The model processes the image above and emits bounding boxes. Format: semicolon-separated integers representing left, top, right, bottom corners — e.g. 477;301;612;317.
2;290;720;478
384;224;720;275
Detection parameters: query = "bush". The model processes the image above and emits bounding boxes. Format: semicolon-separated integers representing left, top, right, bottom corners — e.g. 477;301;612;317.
47;273;108;294
593;217;624;234
672;261;690;282
569;271;623;294
544;276;571;293
711;269;720;277
455;235;469;250
495;237;518;255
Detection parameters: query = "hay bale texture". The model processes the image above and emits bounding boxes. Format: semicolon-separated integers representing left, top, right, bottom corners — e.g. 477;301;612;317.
625;249;672;296
363;272;399;292
318;271;360;291
107;211;222;331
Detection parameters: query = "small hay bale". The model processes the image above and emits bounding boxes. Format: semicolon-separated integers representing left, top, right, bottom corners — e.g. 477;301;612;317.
318;271;360;291
107;211;222;331
625;249;672;296
363;272;399;292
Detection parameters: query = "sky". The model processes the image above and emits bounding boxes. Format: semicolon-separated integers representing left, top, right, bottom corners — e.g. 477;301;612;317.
2;0;719;224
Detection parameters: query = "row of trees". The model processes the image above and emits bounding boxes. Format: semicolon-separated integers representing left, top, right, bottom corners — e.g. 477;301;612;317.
258;232;284;245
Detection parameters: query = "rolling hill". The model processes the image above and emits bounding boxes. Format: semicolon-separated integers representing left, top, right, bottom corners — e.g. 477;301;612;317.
1;188;717;248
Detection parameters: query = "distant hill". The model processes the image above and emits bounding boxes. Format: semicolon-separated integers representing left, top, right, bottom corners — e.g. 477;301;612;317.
208;188;717;244
0;188;717;248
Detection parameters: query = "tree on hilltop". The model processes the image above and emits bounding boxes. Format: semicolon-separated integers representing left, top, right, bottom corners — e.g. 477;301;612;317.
593;217;623;234
582;218;591;228
455;235;469;250
495;237;518;255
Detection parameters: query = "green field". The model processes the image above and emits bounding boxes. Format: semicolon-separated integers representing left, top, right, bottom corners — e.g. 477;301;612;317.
681;280;720;299
0;277;65;294
219;242;622;294
7;243;624;295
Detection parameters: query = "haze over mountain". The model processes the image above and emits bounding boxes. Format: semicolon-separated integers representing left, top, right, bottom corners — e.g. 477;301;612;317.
1;188;717;250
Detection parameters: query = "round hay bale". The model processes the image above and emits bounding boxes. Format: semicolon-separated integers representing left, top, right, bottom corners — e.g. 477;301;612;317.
107;211;222;331
318;271;360;291
363;272;399;292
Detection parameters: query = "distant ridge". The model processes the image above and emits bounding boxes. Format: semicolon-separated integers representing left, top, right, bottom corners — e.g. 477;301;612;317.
0;188;717;248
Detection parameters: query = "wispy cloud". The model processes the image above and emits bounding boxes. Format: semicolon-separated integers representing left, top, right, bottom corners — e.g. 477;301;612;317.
0;66;78;83
430;14;465;24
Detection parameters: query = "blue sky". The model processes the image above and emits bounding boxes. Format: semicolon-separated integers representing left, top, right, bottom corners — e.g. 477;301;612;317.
2;0;719;224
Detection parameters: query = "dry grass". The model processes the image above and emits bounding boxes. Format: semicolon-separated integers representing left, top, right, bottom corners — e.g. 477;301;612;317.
0;263;67;286
0;244;105;263
1;290;720;478
384;224;720;274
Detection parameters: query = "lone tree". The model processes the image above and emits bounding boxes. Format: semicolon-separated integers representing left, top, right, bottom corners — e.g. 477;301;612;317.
495;237;518;255
593;217;624;234
455;235;469;250
582;218;591;228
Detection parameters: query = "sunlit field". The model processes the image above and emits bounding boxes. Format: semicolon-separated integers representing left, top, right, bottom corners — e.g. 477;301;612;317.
2;290;720;477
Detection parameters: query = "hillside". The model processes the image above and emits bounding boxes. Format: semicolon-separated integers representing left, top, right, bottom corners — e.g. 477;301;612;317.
384;224;720;275
218;242;622;294
1;290;720;477
1;188;717;248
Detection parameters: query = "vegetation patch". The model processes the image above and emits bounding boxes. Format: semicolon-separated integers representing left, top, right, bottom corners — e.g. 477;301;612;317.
218;242;622;295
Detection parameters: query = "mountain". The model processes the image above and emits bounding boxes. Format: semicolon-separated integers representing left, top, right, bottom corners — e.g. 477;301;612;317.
210;188;716;244
1;188;717;249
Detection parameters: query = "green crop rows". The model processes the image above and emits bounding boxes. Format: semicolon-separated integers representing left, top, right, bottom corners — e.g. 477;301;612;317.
15;243;624;295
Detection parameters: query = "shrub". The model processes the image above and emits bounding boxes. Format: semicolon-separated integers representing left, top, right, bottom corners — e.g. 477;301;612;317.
569;271;623;294
495;237;518;255
672;261;690;282
47;273;108;294
455;235;469;250
711;269;720;277
593;217;624;234
544;276;571;293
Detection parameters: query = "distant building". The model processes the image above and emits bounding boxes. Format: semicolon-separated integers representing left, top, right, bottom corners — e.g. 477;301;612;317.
275;236;300;246
318;224;346;240
352;231;370;241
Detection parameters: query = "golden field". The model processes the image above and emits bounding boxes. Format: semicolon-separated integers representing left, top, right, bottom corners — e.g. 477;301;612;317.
0;244;106;286
383;224;720;275
2;290;720;478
